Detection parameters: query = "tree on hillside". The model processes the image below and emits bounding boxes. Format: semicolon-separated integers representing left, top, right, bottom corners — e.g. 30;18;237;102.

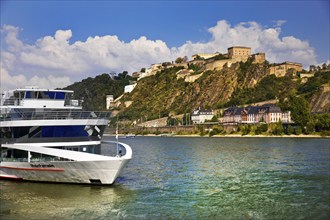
175;57;184;64
309;65;316;72
114;71;129;80
298;71;330;94
288;96;310;129
312;113;330;132
64;72;133;111
322;63;327;70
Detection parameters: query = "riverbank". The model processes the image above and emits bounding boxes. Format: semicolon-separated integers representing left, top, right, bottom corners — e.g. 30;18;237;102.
104;133;329;138
106;124;330;139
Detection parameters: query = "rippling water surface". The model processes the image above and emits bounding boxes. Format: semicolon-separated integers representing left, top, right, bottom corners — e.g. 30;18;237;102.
1;137;329;219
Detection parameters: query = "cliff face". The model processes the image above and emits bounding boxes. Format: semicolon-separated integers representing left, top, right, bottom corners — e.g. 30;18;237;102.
119;61;270;120
173;62;269;110
310;83;330;113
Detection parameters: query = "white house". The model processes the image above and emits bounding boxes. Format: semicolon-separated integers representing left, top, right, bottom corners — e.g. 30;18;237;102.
282;111;292;123
106;95;114;109
138;63;163;80
191;108;214;124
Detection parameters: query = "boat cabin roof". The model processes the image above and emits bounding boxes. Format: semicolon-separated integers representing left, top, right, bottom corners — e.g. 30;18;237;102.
2;88;75;101
14;88;73;93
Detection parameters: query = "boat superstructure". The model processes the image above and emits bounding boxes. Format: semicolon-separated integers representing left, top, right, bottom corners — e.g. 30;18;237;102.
0;87;132;184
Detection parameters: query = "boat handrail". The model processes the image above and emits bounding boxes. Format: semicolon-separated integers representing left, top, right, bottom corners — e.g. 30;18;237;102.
1;157;66;163
0;110;111;121
2;141;132;161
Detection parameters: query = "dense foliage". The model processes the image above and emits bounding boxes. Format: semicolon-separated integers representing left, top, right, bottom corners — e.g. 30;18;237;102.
298;71;330;94
225;74;297;107
63;72;134;110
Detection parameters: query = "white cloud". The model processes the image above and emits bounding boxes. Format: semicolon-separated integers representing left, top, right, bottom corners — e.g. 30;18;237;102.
274;20;287;27
0;66;71;91
0;20;320;91
174;20;317;67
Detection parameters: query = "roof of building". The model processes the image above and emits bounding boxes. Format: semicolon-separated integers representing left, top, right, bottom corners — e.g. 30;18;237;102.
271;61;302;67
224;105;283;116
228;46;251;50
192;108;213;116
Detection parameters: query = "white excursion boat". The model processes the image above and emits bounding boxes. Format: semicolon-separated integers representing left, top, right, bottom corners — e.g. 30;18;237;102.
0;87;132;185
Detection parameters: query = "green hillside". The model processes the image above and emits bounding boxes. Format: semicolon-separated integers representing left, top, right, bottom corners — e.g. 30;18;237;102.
118;61;329;121
63;71;134;110
62;62;330;129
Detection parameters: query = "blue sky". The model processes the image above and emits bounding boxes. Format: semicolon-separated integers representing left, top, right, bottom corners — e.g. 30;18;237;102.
1;0;329;90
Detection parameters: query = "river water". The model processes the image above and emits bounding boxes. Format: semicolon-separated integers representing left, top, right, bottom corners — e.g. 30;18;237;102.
1;137;329;219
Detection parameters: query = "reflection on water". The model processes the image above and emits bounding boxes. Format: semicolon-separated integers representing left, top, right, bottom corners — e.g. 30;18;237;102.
0;182;135;219
1;137;329;219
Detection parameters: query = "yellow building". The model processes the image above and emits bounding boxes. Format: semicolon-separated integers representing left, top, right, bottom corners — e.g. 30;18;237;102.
269;62;302;77
251;53;266;64
227;46;251;62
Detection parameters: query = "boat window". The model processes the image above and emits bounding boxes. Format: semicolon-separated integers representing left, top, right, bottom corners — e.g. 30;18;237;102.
44;91;56;99
23;91;67;99
13;92;25;101
25;91;38;99
55;92;65;100
38;91;55;99
13;92;19;98
25;91;30;98
19;92;24;99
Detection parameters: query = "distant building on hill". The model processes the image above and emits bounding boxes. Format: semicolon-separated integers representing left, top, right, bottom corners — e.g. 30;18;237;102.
145;63;162;75
251;53;266;64
138;63;163;80
269;62;302;77
228;46;251;62
192;46;265;72
192;53;220;60
106;95;114;110
132;72;141;78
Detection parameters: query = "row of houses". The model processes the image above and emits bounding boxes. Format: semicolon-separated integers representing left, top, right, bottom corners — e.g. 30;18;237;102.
223;104;292;124
190;104;292;124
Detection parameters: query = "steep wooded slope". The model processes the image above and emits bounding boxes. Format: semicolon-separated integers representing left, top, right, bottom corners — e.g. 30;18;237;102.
61;65;329;121
63;72;133;110
119;61;271;120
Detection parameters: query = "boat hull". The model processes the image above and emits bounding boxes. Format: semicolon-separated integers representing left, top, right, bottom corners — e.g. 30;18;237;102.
0;158;130;185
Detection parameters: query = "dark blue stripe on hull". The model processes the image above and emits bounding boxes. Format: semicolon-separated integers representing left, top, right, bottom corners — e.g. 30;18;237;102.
42;126;88;137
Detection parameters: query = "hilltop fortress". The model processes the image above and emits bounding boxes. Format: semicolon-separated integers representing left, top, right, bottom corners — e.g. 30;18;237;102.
113;45;304;109
134;46;302;83
103;45;328;123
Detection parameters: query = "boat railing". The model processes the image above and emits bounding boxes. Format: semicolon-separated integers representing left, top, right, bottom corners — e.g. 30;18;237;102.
0;110;111;121
1;157;69;163
0;98;22;106
101;141;133;159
